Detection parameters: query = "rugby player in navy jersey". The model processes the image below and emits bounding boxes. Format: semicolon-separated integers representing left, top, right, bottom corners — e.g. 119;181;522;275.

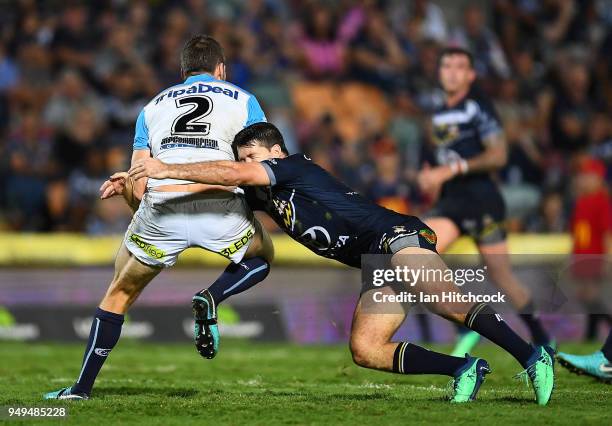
128;122;555;404
417;47;551;355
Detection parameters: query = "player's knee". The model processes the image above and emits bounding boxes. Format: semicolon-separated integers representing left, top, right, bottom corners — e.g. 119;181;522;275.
349;338;376;368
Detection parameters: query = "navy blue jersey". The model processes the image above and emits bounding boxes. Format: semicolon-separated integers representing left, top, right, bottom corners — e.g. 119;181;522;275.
430;92;503;198
245;154;434;267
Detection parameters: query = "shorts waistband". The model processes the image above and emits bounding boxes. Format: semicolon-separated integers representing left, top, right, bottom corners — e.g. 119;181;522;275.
145;190;236;203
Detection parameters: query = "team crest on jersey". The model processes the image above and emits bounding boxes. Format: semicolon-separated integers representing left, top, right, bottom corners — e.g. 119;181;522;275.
432;123;459;145
419;228;437;245
273;198;293;229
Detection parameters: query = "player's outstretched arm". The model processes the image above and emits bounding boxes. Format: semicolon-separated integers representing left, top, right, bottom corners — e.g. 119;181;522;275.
100;151;150;212
129;158;271;187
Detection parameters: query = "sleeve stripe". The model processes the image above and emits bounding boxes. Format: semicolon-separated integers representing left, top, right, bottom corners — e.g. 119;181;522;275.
261;162;276;186
133;109;150;150
245;95;267;127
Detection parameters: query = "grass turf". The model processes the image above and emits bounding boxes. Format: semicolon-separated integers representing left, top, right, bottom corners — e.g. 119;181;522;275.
0;340;609;425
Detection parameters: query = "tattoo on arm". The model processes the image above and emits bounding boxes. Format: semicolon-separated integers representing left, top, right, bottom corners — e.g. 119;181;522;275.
464;132;508;174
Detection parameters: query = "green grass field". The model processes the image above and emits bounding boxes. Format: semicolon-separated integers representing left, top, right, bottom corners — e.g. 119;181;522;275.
0;340;609;425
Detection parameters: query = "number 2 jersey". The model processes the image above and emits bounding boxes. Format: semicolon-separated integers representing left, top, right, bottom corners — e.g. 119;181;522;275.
133;73;266;189
245;154;437;268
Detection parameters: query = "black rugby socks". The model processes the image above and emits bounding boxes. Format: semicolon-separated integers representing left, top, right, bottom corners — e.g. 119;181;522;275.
465;303;533;367
518;300;550;345
393;342;468;376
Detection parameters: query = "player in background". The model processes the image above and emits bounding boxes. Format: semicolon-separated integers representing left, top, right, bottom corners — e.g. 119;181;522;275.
129;122;556;405
44;35;274;400
558;330;612;382
567;157;612;340
417;47;551;355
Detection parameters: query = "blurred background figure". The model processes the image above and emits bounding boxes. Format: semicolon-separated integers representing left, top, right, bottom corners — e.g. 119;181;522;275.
570;156;612;341
0;0;608;246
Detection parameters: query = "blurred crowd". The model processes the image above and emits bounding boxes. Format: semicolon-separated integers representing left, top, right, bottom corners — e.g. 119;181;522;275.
0;0;611;235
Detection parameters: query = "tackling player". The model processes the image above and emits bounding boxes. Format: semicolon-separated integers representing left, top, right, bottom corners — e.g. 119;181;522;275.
417;47;551;354
44;35;274;400
129;122;556;405
558;331;612;382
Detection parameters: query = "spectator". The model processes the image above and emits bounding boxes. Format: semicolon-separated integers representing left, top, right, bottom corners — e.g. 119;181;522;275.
294;5;347;79
348;11;409;91
570;156;612;340
450;4;511;79
0;0;608;233
367;137;413;215
51;5;96;73
44;68;105;132
545;61;600;153
5;110;54;230
525;191;567;233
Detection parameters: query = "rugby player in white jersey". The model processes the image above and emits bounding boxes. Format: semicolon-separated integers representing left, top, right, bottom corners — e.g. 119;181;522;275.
44;35;273;400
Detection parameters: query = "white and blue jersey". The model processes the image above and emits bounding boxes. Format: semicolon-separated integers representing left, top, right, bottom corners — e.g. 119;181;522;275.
133;73;266;189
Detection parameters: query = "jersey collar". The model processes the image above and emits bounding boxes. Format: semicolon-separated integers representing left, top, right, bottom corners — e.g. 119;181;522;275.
183;73;219;84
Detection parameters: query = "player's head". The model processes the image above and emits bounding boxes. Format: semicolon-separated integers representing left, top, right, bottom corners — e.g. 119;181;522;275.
233;122;289;162
180;34;226;80
438;47;476;95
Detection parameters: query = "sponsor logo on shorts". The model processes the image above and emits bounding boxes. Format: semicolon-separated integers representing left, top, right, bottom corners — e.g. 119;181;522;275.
129;233;166;259
220;228;254;258
419;228;437;245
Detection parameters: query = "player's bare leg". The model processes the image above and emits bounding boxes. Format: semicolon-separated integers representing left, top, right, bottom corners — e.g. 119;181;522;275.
397;247;553;404
192;218;274;359
425;217;481;354
44;243;161;400
479;241;551;345
350;247;553;404
100;243;161;314
350;251;491;403
350;291;405;371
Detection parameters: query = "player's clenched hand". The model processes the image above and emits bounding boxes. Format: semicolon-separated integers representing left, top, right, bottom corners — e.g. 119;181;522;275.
100;172;129;199
129;158;169;180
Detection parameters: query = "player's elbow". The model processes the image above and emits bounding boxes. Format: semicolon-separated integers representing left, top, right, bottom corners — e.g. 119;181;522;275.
231;163;264;186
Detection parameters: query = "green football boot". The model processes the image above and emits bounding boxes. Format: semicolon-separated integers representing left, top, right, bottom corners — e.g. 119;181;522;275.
515;345;555;405
450;356;492;403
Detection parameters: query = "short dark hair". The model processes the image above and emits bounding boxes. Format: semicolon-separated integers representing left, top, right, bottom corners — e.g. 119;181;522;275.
438;46;474;68
233;122;289;156
180;34;225;75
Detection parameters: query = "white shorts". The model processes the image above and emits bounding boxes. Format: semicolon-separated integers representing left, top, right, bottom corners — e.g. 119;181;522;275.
124;191;255;268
